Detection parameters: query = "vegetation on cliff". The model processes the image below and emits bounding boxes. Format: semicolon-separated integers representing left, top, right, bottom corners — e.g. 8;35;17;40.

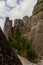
9;30;37;61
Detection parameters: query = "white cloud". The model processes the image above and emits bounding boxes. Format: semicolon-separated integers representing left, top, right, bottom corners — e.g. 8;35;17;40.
0;1;8;18
0;1;5;8
8;0;37;19
0;0;37;29
7;0;17;7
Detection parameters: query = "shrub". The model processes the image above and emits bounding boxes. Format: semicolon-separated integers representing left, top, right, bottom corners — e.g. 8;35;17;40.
9;31;36;60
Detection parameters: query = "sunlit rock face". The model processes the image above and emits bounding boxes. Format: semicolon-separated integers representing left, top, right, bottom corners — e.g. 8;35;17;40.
0;28;22;65
30;0;43;57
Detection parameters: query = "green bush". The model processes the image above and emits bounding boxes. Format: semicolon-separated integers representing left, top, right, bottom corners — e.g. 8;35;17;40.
26;40;36;60
9;31;36;60
26;47;36;60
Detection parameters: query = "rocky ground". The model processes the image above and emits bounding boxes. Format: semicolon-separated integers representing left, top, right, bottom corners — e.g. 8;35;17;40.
18;55;43;65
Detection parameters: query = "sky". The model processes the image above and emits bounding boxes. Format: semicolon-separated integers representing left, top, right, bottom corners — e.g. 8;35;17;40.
0;0;37;30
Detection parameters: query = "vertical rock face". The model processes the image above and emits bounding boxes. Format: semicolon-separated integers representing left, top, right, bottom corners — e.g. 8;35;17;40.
14;19;25;34
22;16;31;39
30;0;43;57
23;16;31;31
30;15;38;40
4;17;12;39
33;0;43;15
23;16;29;25
0;28;22;65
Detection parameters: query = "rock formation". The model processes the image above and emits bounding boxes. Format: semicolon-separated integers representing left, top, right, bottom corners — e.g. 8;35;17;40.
14;19;25;34
22;16;31;39
30;0;43;58
4;0;43;58
4;17;12;39
4;16;31;39
0;27;22;65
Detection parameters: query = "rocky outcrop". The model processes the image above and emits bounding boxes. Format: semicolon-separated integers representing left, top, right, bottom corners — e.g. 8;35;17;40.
4;16;31;39
4;0;43;58
14;19;25;34
30;0;43;58
4;17;12;39
22;16;31;39
23;16;31;32
0;28;22;65
33;0;43;15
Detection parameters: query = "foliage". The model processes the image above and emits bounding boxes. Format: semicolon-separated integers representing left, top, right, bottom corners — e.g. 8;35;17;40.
9;30;36;60
25;40;36;60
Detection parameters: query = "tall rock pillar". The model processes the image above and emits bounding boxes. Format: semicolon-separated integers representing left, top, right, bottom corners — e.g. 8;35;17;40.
4;17;12;39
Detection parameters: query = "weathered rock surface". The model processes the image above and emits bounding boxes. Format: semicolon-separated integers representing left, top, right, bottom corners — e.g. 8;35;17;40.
30;0;43;57
0;28;22;65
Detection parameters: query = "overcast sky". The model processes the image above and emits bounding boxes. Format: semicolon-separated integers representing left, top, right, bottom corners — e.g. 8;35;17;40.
0;0;37;30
